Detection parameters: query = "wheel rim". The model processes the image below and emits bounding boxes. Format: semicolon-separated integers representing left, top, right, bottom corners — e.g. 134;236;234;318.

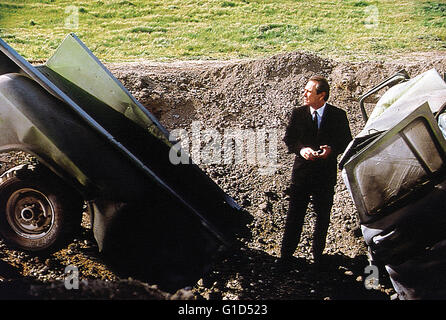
5;188;55;239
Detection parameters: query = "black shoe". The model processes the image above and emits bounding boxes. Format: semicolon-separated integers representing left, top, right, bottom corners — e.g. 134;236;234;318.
273;257;293;272
293;257;309;271
274;256;308;272
312;254;331;271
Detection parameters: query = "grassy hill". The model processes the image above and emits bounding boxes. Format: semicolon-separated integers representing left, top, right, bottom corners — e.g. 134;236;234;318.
0;0;445;62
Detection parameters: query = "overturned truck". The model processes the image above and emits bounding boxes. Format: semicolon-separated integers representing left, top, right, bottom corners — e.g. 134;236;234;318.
0;34;248;289
340;68;446;299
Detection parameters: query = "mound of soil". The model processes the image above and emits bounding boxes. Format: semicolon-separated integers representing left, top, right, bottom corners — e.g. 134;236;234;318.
0;50;445;300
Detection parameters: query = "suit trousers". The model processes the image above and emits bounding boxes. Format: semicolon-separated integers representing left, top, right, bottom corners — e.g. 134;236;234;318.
280;182;334;261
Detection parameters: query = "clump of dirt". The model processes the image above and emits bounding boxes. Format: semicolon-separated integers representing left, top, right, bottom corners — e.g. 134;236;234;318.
0;50;445;300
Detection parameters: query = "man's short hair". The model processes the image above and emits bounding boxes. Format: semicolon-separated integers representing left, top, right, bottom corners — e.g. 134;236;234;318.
309;75;330;101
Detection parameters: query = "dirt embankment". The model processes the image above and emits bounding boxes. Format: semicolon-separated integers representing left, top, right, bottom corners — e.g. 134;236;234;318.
108;49;446;263
0;50;445;300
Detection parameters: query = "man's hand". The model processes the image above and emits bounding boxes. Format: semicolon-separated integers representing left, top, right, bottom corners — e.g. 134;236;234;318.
317;145;332;159
300;145;332;161
300;147;317;161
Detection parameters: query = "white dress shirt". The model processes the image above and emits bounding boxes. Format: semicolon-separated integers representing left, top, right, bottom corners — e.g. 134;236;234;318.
310;103;326;129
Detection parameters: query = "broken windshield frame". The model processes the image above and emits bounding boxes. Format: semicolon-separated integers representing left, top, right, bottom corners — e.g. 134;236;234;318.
343;103;446;223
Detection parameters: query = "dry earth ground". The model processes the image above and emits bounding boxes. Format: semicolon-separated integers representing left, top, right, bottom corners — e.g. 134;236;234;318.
0;50;445;300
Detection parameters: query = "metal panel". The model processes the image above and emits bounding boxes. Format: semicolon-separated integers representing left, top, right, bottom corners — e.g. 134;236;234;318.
344;102;446;222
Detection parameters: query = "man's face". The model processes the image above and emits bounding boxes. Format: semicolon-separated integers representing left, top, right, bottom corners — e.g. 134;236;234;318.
303;80;325;108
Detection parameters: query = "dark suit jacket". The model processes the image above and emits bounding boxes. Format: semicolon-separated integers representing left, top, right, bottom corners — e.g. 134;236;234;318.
284;104;352;188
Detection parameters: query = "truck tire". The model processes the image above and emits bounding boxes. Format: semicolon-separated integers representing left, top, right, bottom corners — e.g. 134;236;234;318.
0;165;83;252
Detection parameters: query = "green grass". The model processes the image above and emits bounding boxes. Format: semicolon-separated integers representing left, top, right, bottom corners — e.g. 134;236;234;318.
0;0;444;62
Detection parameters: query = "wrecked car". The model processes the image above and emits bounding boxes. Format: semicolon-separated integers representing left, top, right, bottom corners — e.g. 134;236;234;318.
340;68;446;299
0;33;248;289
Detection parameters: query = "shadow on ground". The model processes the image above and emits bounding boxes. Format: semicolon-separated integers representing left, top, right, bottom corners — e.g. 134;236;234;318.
195;245;392;300
0;234;393;300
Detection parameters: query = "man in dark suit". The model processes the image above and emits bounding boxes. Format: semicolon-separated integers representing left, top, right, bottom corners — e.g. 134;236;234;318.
279;75;352;267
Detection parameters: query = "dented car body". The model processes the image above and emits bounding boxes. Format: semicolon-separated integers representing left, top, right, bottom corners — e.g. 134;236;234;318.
0;34;246;289
340;68;446;299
